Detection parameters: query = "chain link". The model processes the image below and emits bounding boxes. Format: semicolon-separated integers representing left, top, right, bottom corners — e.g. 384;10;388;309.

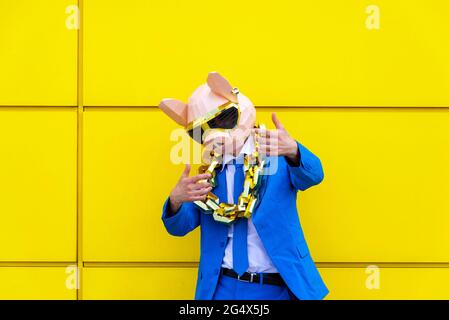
194;124;266;224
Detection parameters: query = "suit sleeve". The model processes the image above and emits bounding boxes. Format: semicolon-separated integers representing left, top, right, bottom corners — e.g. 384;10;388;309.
161;197;200;236
286;141;324;191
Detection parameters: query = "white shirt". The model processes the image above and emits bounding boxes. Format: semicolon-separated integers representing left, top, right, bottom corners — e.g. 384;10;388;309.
220;135;278;273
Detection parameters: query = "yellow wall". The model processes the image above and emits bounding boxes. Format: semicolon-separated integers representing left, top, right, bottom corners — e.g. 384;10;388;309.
0;0;448;299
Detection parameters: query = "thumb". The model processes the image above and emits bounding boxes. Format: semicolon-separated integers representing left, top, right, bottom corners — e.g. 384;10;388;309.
181;164;191;178
272;112;285;130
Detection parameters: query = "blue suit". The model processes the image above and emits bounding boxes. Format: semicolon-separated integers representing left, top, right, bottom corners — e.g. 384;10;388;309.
162;142;329;300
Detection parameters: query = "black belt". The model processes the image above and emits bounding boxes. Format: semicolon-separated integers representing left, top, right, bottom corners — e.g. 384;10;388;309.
220;268;286;287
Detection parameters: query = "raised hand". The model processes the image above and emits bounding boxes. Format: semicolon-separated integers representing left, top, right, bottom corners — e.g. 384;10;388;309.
253;112;299;164
169;164;212;213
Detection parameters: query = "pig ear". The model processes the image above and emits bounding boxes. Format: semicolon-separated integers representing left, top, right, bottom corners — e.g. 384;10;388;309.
207;72;238;103
158;98;188;126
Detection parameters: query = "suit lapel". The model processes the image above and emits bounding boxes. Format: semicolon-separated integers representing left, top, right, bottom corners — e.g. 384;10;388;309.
253;157;271;214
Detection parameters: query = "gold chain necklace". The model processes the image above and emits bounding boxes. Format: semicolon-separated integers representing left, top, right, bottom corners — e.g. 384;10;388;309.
194;124;266;224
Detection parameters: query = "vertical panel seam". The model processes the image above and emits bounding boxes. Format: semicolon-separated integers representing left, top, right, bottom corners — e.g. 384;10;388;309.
76;0;84;301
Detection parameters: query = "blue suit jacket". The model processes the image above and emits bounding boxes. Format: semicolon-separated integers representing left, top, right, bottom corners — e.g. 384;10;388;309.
161;142;329;300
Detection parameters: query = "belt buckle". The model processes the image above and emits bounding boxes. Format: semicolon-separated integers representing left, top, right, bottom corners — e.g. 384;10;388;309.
237;272;257;283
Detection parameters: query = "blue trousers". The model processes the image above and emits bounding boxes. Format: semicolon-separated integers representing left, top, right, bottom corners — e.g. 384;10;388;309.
211;273;296;300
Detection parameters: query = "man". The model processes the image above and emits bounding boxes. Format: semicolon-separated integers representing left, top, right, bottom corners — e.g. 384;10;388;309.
159;72;328;300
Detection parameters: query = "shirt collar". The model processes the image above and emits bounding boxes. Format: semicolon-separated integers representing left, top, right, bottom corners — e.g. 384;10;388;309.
220;135;255;171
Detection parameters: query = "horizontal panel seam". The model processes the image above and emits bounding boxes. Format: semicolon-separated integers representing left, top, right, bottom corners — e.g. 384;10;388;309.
81;262;449;268
0;105;438;110
82;106;449;109
1;262;449;268
0;106;77;110
0;262;76;267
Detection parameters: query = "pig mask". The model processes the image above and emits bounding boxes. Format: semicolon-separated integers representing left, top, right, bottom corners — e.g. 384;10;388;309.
158;72;256;160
